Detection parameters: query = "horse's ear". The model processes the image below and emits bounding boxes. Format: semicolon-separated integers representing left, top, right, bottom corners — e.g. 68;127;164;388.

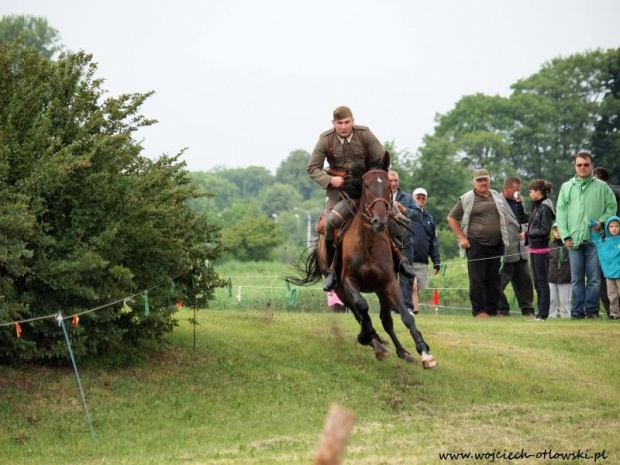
383;151;390;171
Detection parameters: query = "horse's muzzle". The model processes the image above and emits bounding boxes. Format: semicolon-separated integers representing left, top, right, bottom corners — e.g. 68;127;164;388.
371;216;389;232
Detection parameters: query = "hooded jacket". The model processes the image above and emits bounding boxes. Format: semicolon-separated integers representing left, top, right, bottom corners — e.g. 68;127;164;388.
556;175;617;249
525;198;555;249
548;238;571;284
591;215;620;279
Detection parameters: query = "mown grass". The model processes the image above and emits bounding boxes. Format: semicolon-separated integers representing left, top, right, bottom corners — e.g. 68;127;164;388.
1;308;619;464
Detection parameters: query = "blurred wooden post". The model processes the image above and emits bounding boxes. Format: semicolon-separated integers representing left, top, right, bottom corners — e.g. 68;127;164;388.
314;404;356;465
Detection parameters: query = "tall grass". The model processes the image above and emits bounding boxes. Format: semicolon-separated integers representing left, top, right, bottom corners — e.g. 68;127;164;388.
1;308;619;464
1;261;616;464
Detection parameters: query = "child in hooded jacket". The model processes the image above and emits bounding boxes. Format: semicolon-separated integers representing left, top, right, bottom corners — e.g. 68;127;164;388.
592;215;620;320
548;223;571;318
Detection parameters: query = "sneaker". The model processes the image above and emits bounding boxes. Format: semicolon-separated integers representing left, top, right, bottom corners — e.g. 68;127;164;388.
474;312;491;318
523;313;535;319
609;315;620;321
586;313;601;319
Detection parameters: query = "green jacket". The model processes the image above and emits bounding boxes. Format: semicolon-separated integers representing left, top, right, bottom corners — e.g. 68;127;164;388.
556;175;617;248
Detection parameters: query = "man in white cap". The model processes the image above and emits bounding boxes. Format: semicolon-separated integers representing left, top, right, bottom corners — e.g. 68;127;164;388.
410;187;441;314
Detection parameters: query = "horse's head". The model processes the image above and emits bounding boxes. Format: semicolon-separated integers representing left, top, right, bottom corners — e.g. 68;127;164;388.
361;155;392;232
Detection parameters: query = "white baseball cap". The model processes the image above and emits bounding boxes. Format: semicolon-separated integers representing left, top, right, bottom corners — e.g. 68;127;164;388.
412;187;428;197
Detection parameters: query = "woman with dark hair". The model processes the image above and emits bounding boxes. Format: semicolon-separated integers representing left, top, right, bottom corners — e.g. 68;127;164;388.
522;180;555;320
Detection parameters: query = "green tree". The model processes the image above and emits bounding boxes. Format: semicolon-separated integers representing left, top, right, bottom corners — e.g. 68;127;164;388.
510;49;617;188
188;172;240;215
258;183;302;216
217;166;274;198
412;134;470;229
383;140;416;191
591;48;620;183
0;42;223;363
222;216;283;261
420;49;620;204
275;150;319;201
0;14;61;59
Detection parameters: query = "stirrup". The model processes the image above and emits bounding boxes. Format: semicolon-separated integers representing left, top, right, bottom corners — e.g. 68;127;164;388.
323;269;337;291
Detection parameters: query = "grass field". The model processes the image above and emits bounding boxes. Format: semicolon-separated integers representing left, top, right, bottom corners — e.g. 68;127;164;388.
1;307;619;464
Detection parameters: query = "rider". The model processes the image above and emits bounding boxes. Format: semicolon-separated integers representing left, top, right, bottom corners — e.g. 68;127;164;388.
307;105;416;291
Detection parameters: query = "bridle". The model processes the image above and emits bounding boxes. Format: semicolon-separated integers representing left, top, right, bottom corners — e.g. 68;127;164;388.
360;169;392;224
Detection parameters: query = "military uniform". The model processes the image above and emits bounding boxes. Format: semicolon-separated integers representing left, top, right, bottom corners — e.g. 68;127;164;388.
308;125;384;211
308;106;413;291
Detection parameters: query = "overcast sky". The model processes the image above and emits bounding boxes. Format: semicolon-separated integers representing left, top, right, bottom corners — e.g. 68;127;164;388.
3;1;620;173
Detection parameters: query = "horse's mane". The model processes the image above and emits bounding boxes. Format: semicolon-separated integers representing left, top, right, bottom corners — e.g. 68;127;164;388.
366;158;387;171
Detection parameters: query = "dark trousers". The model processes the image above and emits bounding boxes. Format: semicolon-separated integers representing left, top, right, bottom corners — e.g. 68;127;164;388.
531;252;550;319
499;260;535;316
466;240;504;316
399;275;414;311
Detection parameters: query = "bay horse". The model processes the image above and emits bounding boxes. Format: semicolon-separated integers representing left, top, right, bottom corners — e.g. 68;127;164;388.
291;152;437;369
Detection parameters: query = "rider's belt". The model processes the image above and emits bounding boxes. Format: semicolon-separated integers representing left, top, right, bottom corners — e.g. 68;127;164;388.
325;168;349;178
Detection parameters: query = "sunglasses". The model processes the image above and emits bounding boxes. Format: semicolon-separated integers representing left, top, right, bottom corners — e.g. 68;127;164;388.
575;163;591;168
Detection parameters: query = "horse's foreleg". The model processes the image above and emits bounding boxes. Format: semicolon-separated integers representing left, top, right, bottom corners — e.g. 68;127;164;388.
385;282;437;369
378;293;415;363
342;279;388;361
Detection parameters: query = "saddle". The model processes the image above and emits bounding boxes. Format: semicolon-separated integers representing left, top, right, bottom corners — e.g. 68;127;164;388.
314;208;355;244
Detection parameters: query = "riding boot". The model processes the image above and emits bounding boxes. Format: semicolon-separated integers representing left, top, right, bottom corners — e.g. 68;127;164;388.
398;257;416;279
392;245;415;279
323;239;337;291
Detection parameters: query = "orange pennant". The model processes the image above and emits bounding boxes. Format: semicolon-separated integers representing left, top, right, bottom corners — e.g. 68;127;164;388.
15;322;22;338
176;300;184;308
72;315;80;327
432;288;440;306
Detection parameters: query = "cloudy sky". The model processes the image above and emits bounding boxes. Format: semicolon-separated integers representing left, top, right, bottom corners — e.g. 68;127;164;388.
3;1;619;173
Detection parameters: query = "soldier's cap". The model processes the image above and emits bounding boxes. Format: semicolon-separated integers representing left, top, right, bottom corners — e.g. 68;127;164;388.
473;168;490;180
333;106;353;120
412;187;428;197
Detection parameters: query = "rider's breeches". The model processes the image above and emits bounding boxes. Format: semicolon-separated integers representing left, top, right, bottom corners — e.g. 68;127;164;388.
325;198;356;241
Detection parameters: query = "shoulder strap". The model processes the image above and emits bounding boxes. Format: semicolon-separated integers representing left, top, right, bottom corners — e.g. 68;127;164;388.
327;131;336;166
354;128;368;155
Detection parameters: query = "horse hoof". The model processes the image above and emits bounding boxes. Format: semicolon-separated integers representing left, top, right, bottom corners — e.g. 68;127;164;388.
375;349;389;361
371;338;389;361
422;357;437;370
398;351;416;363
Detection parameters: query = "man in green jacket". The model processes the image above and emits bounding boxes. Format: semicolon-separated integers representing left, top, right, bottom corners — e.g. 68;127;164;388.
556;151;617;319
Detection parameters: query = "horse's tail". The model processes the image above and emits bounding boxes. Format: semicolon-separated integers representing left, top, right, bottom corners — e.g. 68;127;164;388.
287;242;323;286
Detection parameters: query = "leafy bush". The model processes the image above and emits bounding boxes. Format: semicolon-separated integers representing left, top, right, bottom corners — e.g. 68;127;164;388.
0;41;224;363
